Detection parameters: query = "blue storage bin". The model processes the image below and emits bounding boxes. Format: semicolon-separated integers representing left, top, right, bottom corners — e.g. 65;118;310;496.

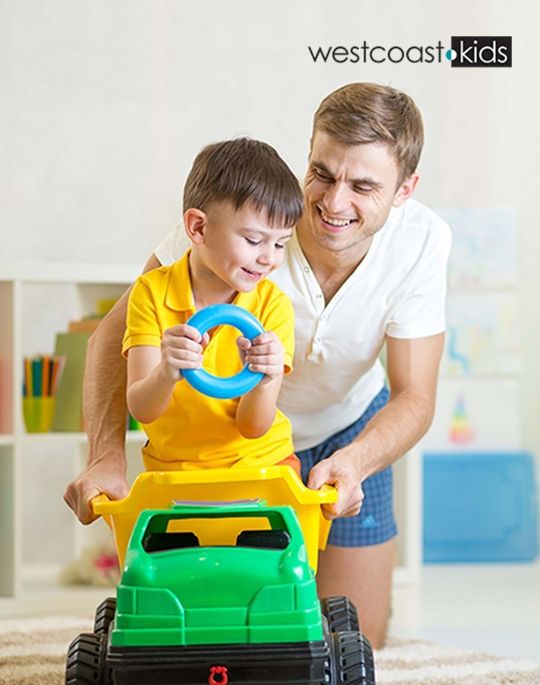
423;451;538;563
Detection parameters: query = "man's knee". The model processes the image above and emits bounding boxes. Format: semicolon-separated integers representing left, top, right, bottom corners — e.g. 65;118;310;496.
316;541;395;649
361;603;390;649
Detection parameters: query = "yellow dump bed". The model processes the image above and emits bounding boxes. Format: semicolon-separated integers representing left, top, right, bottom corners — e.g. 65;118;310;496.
92;466;337;572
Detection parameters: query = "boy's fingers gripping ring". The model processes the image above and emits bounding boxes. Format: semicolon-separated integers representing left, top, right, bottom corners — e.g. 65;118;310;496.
182;304;265;399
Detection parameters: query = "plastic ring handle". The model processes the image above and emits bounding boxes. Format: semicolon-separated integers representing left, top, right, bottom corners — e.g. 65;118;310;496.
182;304;265;399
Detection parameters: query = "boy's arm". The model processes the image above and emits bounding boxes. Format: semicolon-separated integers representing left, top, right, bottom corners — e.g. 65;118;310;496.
126;347;176;424
236;331;285;438
63;254;161;524
236;374;283;438
126;323;207;423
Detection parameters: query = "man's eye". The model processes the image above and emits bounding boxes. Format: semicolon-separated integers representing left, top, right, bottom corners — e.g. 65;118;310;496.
314;169;333;182
245;238;260;246
354;186;372;194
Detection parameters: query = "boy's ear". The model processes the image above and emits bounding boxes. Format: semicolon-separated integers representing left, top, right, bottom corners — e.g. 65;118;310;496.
183;208;208;244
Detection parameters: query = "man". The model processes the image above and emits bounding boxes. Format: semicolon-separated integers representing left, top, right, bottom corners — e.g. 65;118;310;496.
64;82;451;649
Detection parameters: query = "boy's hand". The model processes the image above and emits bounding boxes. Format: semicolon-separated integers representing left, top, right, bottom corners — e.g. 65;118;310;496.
160;325;210;381
237;331;285;384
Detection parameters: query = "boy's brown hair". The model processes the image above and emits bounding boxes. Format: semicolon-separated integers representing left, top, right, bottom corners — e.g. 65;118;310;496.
312;82;424;184
183;138;303;227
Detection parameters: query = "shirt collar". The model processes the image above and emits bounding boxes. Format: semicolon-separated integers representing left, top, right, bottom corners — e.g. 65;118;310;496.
164;249;262;313
165;251;196;312
233;285;261;311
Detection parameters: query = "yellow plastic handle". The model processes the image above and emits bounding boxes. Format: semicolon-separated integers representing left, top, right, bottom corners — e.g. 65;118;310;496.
91;493;113;528
320;483;338;498
91;492;110;512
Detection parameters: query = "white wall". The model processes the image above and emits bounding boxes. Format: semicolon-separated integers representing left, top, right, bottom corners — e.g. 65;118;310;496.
2;1;539;463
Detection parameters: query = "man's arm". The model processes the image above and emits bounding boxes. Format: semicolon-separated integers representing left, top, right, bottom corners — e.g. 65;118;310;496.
63;254;161;524
307;333;444;518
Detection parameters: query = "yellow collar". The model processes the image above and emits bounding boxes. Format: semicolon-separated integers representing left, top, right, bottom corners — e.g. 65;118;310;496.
165;251;195;312
164;250;263;314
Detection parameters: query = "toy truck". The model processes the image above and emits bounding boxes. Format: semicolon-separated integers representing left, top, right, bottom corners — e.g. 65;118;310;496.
65;466;375;685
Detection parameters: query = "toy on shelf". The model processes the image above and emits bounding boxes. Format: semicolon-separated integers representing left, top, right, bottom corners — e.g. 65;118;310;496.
22;354;65;433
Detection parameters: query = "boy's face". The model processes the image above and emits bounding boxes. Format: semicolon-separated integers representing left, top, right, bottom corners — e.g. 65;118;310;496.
191;201;293;293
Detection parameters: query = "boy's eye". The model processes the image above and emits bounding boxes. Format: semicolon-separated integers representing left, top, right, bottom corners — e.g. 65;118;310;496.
245;238;261;246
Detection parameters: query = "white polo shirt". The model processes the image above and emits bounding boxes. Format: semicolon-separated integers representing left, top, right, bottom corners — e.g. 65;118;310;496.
154;199;451;451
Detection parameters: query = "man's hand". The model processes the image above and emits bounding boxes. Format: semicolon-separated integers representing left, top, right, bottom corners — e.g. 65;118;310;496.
307;446;364;519
63;456;129;525
237;331;285;384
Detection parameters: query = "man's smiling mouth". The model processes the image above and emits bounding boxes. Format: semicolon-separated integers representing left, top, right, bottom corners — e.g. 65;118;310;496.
318;207;357;227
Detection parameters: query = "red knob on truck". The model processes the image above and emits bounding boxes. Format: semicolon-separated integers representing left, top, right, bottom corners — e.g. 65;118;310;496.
209;665;229;685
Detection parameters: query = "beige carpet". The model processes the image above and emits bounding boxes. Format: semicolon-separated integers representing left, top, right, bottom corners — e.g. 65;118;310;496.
1;616;539;685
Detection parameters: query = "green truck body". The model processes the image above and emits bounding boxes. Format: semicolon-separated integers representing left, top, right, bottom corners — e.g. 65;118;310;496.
66;497;375;685
112;500;323;647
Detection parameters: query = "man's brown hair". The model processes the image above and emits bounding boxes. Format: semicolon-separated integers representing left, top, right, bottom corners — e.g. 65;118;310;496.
183;138;303;227
313;82;424;184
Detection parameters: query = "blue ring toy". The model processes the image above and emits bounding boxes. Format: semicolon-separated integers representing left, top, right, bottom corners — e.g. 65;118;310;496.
182;304;265;399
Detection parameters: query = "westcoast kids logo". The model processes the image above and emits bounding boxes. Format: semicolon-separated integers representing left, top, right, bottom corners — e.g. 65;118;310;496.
308;37;512;67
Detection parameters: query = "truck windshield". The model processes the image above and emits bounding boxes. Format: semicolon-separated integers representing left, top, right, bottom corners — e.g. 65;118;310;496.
141;512;291;553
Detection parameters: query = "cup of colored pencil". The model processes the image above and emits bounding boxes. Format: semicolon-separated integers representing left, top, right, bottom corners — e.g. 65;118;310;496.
22;355;66;433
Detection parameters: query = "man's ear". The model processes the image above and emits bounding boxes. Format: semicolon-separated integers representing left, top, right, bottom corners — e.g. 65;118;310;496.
183;208;208;245
392;173;419;207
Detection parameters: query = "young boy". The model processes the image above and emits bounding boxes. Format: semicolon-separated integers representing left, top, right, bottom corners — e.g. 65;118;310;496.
122;138;303;473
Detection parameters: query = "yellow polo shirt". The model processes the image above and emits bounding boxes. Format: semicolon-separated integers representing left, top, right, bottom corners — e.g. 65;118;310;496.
122;251;295;471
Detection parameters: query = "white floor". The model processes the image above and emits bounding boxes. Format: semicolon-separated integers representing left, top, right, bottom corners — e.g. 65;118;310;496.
391;561;540;661
1;562;539;662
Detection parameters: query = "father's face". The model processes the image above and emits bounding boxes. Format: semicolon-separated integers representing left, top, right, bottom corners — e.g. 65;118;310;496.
300;131;415;256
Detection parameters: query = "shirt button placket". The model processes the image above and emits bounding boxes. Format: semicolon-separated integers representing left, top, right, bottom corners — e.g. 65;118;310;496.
312;309;327;352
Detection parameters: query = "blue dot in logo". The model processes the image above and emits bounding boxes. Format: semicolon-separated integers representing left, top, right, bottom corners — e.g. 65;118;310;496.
445;48;457;61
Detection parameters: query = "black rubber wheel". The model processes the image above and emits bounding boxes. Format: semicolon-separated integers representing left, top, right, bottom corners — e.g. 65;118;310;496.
93;596;117;635
65;632;110;685
321;595;360;633
330;630;376;685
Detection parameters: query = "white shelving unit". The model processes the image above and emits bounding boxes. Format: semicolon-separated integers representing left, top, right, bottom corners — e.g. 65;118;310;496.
0;263;142;606
0;263;421;614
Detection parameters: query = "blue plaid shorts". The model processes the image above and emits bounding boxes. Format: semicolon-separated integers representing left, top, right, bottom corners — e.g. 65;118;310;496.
296;386;397;547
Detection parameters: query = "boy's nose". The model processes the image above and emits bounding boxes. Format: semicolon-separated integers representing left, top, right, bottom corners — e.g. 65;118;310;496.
256;248;273;266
